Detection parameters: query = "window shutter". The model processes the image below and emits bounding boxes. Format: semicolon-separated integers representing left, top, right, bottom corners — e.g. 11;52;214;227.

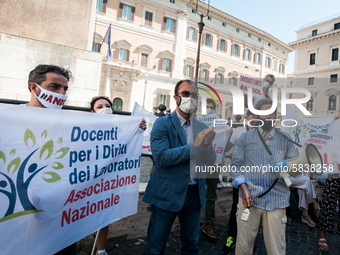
222;75;225;83
166;95;170;108
162;17;167;31
159;58;163;70
259;54;261;64
191;66;194;78
131;7;135;21
102;0;107;13
168;60;172;72
186;27;190;39
207;71;210;79
253;53;256;63
224;41;227;52
210;35;213;47
118;3;123;18
231;44;234;55
149;12;153;26
237;46;240;57
126;50;130;62
172;20;177;33
217;39;220;50
183;64;187;76
202;33;206;45
116;48;120;59
194;29;198;41
249;50;252;61
243;48;246;59
215;73;217;82
199;69;203;78
156;94;160;106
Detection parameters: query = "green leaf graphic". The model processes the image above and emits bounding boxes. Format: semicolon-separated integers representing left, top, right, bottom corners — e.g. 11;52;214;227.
0;151;6;165
10;149;15;156
42;172;61;183
41;130;47;139
54;147;69;159
57;137;63;143
24;129;36;148
52;162;64;170
7;157;21;174
40;140;54;160
148;123;152;128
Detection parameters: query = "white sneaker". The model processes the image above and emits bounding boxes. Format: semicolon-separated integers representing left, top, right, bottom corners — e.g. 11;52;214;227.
220;181;227;188
217;182;223;189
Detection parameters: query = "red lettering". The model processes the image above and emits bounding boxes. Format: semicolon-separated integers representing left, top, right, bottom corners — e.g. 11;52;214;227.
46;95;53;103
61;209;71;227
52;97;61;105
114;195;120;205
64;190;75;206
131;175;136;184
94;183;100;194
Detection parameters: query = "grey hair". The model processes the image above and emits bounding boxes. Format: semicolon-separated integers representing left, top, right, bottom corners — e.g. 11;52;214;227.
255;98;273;111
264;74;275;85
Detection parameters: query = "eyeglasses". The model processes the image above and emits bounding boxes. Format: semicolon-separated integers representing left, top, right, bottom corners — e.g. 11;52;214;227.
176;91;199;99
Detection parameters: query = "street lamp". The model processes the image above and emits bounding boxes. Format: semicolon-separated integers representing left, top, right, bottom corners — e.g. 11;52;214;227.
194;0;210;85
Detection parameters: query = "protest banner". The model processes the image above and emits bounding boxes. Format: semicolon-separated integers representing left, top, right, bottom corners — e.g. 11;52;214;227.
131;102;158;155
0;103;143;254
199;114;232;164
282;105;340;174
239;73;263;96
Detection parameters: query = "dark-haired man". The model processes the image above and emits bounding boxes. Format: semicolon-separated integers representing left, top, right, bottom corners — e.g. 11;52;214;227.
143;80;216;254
26;64;77;255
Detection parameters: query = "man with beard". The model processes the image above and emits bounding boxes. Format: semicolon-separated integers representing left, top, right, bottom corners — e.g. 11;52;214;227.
231;98;298;255
142;79;216;255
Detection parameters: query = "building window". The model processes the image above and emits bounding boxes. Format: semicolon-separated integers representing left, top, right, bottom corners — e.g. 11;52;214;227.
205;34;211;46
203;70;208;80
119;49;129;61
334;22;340;30
145;11;153;26
329;95;336;110
113;98;123;111
96;0;103;12
256;53;261;64
222;22;226;27
266;57;271;68
332;48;339;61
189;27;195;41
248;34;251;38
245;49;250;60
170;0;175;3
218;73;223;84
160;95;167;104
163;59;170;71
308;77;315;86
307;97;313;111
186;65;193;77
192;9;196;14
92;43;101;52
140;53;148;67
258;38;261;42
231;77;236;86
166;18;174;32
312;29;318;36
123;4;132;20
236;28;239;33
220;39;226;51
280;64;284;74
330;74;338;83
234;44;239;56
208;16;212;21
309;53;316;65
268;43;271;46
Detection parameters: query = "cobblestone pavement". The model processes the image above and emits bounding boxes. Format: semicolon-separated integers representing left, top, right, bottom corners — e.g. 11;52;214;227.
79;216;340;255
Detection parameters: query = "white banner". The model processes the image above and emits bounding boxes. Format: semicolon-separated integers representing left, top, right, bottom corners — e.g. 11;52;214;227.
0;104;143;254
239;73;263;96
282;105;340;174
131;102;158;155
199;114;232;164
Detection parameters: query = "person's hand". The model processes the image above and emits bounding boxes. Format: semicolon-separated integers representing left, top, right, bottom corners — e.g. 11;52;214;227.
218;157;225;166
194;127;215;148
263;87;269;96
139;119;147;131
240;183;253;209
334;116;339;119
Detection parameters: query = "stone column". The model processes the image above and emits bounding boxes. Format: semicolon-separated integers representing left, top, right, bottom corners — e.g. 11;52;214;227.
172;10;189;79
260;48;267;78
105;69;112;97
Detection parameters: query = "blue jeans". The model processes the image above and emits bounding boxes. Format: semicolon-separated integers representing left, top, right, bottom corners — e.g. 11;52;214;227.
143;185;201;255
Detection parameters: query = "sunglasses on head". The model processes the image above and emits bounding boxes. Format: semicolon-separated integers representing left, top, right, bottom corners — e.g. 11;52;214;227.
176;91;199;99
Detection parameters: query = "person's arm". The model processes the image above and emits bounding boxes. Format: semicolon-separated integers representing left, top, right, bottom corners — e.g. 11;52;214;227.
284;133;300;177
225;129;236;152
231;135;246;188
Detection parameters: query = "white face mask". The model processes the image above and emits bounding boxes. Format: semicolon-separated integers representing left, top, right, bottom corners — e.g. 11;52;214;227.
35;84;68;109
96;107;113;114
178;97;197;114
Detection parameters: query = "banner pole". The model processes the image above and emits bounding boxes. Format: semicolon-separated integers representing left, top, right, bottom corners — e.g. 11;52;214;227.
91;229;101;255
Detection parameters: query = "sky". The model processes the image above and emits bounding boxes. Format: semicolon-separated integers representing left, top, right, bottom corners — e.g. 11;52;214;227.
208;0;340;74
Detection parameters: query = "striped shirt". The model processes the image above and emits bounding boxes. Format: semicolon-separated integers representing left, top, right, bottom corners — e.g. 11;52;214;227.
231;127;298;211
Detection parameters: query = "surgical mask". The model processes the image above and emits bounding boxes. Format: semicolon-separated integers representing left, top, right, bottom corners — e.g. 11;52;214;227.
206;108;215;116
258;116;273;131
178;97;197;114
35;84;68;109
262;82;271;89
96;107;113;114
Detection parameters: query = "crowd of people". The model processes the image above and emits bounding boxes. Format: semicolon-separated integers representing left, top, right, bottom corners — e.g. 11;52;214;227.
19;65;339;255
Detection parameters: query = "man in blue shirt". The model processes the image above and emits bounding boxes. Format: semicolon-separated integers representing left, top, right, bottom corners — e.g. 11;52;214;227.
231;98;298;255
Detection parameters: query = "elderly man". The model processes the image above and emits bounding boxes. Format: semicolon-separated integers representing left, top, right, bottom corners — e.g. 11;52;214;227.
142;79;216;255
232;98;298;255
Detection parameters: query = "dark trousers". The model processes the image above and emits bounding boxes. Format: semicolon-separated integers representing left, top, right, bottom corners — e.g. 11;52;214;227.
205;178;219;224
227;187;239;238
143;185;201;255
